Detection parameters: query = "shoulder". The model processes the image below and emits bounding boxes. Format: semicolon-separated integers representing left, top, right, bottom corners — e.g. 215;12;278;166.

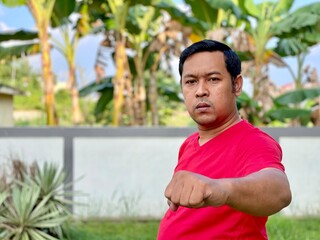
237;120;279;146
236;121;284;173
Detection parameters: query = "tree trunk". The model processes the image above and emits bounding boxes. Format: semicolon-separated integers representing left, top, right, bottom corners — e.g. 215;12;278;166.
134;67;146;126
38;23;57;125
28;0;57;126
148;53;161;126
68;62;83;125
113;38;134;126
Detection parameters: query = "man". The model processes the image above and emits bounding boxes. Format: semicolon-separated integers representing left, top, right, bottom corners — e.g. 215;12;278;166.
157;40;291;239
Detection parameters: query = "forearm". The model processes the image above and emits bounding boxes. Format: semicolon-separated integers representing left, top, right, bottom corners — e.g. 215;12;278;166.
223;168;292;216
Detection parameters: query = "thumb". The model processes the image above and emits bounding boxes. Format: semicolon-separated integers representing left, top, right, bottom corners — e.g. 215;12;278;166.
167;200;179;212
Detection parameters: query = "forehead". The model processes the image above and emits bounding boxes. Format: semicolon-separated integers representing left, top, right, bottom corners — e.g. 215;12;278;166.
182;51;226;76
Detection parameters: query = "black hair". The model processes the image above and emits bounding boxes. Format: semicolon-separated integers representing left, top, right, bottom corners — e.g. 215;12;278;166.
179;39;241;91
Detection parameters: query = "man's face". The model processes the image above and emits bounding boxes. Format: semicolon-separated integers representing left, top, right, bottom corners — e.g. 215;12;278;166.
181;51;242;130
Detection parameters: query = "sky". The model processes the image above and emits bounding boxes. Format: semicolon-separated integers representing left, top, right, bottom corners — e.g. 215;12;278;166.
0;1;319;94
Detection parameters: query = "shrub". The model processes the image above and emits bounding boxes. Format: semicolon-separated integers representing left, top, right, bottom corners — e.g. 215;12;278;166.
0;160;73;240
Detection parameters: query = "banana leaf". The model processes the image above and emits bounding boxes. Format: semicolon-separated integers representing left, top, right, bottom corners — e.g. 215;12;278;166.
51;0;76;27
274;88;320;105
0;43;40;58
154;2;209;35
0;29;38;42
266;107;311;125
0;0;26;7
79;77;113;97
94;88;113;118
236;91;260;109
274;38;309;57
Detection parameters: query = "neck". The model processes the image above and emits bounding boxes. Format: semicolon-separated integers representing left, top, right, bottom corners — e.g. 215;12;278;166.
198;113;241;146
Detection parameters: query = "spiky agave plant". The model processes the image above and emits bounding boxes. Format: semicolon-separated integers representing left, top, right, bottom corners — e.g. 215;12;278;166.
0;183;69;240
29;162;74;238
0;160;77;240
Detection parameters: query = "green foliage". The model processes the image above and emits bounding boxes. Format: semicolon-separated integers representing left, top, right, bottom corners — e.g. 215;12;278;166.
266;108;312;125
274;38;309;57
237;88;320;126
55;89;72;124
0;0;26;7
0;29;40;59
78;72;184;126
0;30;38;42
264;88;320;126
79;78;113;97
79;77;113;122
0;161;74;240
51;0;76;27
0;59;44;110
156;1;208;35
274;88;320;106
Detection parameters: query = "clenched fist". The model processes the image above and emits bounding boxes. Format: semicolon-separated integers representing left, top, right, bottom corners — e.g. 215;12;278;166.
164;170;230;211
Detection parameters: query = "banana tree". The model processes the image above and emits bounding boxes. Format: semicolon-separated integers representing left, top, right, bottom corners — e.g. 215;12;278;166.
126;4;182;125
238;0;320;114
273;2;320;90
79;73;183;125
1;0;57;125
1;0;82;125
82;0;163;126
156;0;244;42
126;5;157;125
102;0;135;126
50;0;86;125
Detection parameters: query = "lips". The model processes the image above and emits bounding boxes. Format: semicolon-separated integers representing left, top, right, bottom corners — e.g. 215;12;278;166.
196;102;210;111
196;102;210;109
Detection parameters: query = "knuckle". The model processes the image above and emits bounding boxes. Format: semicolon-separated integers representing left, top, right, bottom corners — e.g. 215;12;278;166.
189;198;200;206
164;187;172;198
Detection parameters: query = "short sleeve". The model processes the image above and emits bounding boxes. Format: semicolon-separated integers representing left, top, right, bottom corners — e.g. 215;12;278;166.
240;130;284;176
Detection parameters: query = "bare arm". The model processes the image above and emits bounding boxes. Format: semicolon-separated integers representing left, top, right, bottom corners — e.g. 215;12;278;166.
165;168;291;216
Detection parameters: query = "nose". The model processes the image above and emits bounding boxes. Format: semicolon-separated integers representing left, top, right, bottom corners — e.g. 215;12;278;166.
195;81;209;98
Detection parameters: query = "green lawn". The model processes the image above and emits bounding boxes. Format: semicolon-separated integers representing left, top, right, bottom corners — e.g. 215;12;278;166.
65;220;159;240
65;215;320;240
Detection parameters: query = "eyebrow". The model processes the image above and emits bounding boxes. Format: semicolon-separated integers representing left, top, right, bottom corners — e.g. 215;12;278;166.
183;71;222;79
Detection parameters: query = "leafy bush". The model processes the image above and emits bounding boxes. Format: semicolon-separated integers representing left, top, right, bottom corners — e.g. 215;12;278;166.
0;160;73;240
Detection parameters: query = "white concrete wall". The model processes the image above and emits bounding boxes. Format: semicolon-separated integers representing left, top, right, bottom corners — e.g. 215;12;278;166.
73;137;184;218
0;137;63;166
0;134;319;218
280;137;320;216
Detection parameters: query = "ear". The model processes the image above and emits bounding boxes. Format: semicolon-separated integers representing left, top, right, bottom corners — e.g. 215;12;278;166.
234;74;243;97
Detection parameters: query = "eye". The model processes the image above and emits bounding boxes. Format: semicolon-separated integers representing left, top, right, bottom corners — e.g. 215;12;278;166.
185;79;197;85
208;77;219;82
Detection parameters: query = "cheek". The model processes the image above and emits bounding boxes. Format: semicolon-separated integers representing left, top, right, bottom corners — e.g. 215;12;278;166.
182;91;191;102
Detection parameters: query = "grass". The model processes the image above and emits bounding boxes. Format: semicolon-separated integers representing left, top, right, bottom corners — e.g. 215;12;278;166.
267;215;320;240
65;219;160;240
64;215;320;240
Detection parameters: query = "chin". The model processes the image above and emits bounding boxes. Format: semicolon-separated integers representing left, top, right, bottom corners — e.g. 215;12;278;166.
195;119;217;128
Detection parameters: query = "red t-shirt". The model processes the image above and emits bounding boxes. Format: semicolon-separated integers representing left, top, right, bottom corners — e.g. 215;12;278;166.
158;120;284;240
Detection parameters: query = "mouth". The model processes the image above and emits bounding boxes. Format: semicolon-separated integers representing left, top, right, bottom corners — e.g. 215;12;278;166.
195;102;211;111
